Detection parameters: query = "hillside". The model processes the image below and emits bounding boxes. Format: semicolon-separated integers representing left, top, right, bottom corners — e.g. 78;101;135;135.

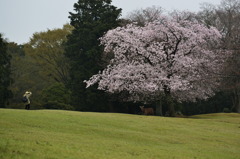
0;109;239;159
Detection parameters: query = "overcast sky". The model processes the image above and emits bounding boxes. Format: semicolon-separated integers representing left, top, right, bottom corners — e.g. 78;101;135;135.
0;0;222;44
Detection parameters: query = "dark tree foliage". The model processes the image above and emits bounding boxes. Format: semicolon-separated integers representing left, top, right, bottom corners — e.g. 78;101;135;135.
41;83;73;110
65;0;122;111
0;34;12;107
181;92;232;116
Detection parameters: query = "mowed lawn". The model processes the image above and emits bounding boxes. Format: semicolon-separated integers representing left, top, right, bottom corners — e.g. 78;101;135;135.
0;109;239;159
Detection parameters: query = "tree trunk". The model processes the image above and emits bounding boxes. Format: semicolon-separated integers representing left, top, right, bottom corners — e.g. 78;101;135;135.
166;94;176;117
232;89;240;113
164;86;176;117
109;101;115;112
155;100;163;116
235;103;240;113
167;97;176;117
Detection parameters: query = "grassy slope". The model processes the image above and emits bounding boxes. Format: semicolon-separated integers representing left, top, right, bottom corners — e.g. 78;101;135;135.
0;109;239;159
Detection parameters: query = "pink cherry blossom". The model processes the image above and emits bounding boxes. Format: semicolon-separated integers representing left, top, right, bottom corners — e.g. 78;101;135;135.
85;16;228;103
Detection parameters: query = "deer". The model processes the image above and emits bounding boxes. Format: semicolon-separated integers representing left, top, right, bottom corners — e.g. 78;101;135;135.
139;106;154;115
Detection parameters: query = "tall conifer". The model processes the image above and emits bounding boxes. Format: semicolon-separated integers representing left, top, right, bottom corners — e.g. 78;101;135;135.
65;0;121;110
0;34;12;107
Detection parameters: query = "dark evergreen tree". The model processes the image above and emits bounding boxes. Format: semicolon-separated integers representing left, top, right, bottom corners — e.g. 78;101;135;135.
65;0;122;111
0;34;12;107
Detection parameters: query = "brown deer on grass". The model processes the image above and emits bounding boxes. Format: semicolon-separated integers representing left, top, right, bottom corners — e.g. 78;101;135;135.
139;106;154;115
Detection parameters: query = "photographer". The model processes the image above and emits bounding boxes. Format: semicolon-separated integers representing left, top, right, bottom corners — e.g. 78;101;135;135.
23;91;32;110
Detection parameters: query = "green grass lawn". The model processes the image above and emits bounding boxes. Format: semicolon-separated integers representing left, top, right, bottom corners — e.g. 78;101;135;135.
0;109;239;159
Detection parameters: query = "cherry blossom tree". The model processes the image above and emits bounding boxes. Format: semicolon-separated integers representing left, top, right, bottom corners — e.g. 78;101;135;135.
85;15;228;116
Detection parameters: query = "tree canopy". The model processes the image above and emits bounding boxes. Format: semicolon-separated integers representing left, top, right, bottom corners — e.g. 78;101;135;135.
4;0;239;115
24;24;73;85
7;25;72;109
198;0;240;113
85;15;229;116
0;34;12;107
65;0;122;111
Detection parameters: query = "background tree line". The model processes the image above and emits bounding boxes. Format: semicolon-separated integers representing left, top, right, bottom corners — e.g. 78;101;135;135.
0;0;239;115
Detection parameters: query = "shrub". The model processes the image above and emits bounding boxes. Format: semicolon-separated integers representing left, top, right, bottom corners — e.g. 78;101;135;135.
223;108;231;113
43;101;74;110
40;83;74;110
